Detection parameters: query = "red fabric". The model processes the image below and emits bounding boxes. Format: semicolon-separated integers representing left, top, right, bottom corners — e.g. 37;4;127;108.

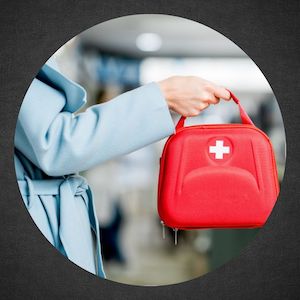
158;92;279;229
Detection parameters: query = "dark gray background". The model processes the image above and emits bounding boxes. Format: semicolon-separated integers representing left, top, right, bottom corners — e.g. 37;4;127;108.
0;0;299;299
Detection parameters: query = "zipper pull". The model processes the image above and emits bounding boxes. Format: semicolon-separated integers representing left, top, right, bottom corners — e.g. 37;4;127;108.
173;228;178;245
161;220;166;239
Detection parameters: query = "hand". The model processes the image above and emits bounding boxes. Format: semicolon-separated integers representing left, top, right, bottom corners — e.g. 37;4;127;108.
157;76;231;117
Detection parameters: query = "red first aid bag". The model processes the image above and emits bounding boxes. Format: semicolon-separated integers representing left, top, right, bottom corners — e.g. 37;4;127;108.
158;91;279;234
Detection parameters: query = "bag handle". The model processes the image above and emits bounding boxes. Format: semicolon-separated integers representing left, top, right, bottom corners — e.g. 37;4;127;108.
175;90;254;131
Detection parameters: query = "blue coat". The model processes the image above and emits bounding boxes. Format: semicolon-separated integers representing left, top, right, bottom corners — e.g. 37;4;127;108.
14;58;175;277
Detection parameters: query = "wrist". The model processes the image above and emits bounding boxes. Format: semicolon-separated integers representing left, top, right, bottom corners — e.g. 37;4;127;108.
157;79;174;109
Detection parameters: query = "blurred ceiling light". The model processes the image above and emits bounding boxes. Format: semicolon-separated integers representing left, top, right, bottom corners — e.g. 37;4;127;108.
136;33;162;52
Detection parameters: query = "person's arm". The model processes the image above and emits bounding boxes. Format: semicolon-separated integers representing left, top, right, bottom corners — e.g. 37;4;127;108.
15;69;230;177
15;78;174;176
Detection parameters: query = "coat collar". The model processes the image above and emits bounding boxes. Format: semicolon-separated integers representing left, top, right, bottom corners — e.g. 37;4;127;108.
37;58;87;113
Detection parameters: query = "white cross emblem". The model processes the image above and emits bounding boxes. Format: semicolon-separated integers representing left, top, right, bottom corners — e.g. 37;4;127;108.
209;140;230;159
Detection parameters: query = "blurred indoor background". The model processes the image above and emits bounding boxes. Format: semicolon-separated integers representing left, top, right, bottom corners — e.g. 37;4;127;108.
53;14;286;286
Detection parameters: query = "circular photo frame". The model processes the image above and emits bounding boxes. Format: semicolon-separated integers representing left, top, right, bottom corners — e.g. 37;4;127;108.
14;14;286;286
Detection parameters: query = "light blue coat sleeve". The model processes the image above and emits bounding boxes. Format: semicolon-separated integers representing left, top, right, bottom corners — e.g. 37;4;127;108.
15;64;175;176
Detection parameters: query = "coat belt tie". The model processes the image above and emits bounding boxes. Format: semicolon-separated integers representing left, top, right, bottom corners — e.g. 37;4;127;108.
18;175;105;277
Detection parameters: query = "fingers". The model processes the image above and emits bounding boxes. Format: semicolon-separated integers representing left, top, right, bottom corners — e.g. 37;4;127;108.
190;101;212;116
178;101;210;117
212;85;231;100
199;80;230;102
208;95;220;105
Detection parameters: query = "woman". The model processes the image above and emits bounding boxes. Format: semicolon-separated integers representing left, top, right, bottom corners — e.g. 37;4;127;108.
14;57;230;277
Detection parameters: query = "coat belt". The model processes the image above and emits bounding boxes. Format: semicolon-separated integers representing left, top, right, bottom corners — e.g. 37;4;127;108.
18;177;87;197
17;175;105;278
